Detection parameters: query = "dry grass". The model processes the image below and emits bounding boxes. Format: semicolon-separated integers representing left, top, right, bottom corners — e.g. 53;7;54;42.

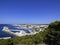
15;43;47;45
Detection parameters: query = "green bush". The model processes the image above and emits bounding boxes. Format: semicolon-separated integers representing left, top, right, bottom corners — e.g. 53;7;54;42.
45;21;60;45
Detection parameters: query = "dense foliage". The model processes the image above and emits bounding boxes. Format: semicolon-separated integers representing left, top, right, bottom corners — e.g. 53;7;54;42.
11;31;46;45
45;21;60;45
0;31;46;45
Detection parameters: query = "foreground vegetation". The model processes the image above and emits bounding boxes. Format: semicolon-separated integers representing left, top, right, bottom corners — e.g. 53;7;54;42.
45;21;60;45
0;21;60;45
0;31;46;45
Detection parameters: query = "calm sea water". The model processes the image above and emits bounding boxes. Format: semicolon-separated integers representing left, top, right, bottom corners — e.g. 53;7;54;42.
0;24;31;38
0;24;14;38
0;31;14;38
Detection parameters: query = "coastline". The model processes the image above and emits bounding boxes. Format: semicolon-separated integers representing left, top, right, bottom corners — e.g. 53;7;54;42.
0;37;11;39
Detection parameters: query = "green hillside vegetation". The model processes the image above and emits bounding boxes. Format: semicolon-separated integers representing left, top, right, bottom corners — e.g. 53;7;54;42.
0;21;60;45
0;30;47;45
45;21;60;45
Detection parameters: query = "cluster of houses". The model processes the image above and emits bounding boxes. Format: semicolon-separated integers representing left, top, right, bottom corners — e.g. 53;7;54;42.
13;24;48;31
2;24;49;37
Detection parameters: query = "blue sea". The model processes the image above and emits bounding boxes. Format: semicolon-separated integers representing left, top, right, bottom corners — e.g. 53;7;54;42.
0;24;31;38
0;24;15;38
0;31;14;38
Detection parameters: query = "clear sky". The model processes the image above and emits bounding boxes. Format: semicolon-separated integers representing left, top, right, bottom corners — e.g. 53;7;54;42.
0;0;60;24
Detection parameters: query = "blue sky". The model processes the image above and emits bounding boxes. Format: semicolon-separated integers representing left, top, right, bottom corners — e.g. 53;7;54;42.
0;0;60;24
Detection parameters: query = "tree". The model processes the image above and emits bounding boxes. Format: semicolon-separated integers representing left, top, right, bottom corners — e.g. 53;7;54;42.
45;21;60;45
